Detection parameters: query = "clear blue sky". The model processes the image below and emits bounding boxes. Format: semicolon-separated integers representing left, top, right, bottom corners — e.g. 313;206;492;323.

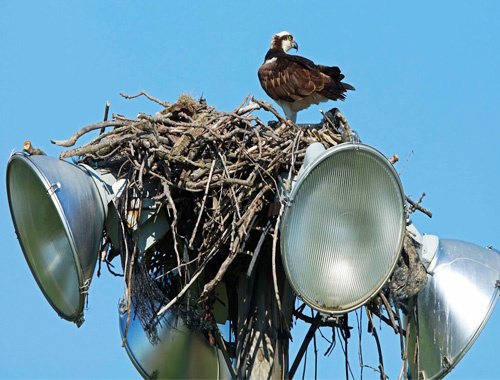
1;1;499;378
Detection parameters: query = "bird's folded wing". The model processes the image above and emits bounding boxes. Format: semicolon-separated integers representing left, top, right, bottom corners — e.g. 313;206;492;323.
258;58;327;102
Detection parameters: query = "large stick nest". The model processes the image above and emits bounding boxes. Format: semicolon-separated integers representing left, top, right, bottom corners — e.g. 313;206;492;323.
51;92;429;348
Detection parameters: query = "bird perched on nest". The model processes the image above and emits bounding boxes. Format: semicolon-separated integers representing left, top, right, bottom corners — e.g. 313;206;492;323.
23;140;46;156
258;31;355;123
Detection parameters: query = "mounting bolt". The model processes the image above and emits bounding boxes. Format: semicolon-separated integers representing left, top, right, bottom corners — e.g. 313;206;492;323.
47;181;61;196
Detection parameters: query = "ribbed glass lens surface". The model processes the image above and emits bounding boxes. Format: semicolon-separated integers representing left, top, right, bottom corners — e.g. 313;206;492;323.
281;146;404;313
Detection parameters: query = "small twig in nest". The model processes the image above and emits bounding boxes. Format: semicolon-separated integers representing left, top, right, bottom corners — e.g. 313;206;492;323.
120;90;170;108
188;159;216;249
406;192;432;218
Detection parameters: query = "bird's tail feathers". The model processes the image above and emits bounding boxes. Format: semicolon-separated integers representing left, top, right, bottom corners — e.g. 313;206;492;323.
342;82;356;91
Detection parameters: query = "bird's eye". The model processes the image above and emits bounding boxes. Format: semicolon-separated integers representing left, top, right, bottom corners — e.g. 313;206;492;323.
288;35;293;41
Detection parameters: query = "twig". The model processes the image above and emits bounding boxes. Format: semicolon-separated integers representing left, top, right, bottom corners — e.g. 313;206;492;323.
366;307;387;380
369;304;405;335
319;108;337;132
233;93;250;114
405;193;432;218
51;120;128;147
399;150;414;176
100;101;110;134
329;108;353;143
188;159;216;249
356;310;364;380
292;310;340;328
162;181;183;276
246;220;271;278
380;293;399;334
120;90;169;108
252;97;287;123
237;102;261;116
201;184;272;296
287;130;303;191
58;133;137;159
156;263;207;318
217;147;242;220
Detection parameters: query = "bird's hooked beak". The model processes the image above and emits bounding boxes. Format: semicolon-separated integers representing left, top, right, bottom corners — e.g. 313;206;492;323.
292;41;298;51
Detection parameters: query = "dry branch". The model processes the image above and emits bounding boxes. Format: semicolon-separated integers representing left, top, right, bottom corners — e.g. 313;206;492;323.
52;120;128;147
406;193;433;218
120;90;170;107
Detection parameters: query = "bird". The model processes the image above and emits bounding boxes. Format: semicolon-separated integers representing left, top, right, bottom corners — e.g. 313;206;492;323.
258;31;355;123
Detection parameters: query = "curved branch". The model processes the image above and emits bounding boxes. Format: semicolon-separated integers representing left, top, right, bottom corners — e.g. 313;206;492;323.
59;133;136;159
51;120;128;147
120;90;170;108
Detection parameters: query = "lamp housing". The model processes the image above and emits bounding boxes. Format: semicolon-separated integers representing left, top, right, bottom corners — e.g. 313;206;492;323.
6;153;109;325
119;298;230;379
407;238;500;379
280;142;406;314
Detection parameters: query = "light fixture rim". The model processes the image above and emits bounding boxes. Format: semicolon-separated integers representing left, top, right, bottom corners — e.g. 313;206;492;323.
280;142;406;314
6;153;86;322
438;287;500;379
288;142;405;203
118;300;151;379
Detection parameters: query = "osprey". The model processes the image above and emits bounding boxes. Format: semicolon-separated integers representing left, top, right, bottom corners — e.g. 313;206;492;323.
258;31;355;123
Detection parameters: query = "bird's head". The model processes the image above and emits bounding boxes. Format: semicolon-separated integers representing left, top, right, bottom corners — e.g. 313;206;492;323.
271;31;298;52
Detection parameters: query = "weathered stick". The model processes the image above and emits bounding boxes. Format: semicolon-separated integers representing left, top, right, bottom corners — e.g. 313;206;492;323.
120;90;169;108
406;194;432;218
188;159;216;249
367;307;388;380
52;120;128;147
100;101;110;135
58;133;136;159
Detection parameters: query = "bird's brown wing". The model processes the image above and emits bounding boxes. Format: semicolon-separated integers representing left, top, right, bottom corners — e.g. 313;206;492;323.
258;56;328;103
316;64;355;100
316;65;343;80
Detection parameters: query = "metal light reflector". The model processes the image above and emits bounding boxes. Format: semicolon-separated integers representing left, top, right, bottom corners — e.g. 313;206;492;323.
6;153;106;324
407;239;500;379
281;143;405;314
119;299;230;379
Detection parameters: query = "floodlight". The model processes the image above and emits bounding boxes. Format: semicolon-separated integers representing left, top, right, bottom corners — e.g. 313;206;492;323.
407;239;500;379
119;299;230;379
6;153;108;325
280;142;405;314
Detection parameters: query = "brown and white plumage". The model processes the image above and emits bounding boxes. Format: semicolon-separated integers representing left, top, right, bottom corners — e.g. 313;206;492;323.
258;31;355;122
